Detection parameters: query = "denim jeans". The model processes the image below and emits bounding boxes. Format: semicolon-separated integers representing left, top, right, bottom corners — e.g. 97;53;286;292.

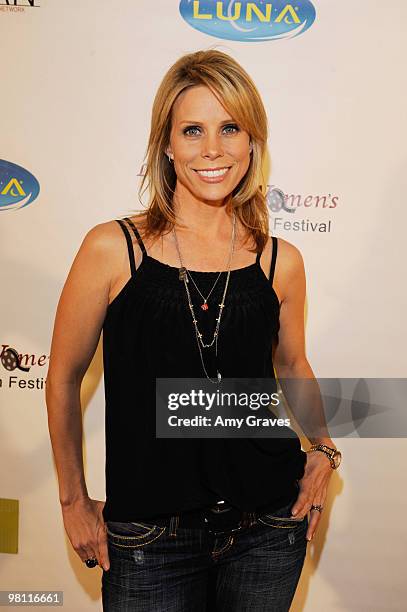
102;494;308;611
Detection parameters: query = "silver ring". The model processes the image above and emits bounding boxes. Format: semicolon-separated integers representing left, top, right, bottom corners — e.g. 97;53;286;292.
310;504;323;513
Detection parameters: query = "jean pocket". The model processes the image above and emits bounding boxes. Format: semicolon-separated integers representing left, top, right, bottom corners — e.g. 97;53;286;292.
106;520;166;548
257;499;306;529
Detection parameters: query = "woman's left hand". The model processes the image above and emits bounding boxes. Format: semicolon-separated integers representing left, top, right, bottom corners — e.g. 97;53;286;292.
291;451;333;541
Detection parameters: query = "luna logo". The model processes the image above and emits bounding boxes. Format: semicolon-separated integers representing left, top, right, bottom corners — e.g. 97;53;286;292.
179;0;316;41
0;160;40;211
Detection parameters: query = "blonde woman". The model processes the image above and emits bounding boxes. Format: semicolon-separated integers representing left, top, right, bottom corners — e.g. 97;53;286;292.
46;50;341;611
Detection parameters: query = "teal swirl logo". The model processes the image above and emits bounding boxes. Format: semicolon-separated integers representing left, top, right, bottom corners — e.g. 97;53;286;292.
0;160;40;211
179;1;316;41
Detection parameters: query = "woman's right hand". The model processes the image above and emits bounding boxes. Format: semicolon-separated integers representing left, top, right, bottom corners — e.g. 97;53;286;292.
61;497;110;571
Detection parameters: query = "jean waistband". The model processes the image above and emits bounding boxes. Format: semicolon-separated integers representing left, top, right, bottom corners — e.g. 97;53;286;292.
148;492;297;532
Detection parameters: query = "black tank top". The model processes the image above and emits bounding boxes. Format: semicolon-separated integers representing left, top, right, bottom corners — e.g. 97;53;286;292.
102;217;306;522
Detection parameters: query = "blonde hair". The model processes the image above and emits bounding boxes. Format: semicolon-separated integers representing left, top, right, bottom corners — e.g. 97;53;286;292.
131;49;270;254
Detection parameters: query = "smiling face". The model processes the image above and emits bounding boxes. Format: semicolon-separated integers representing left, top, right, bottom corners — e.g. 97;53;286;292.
166;85;252;208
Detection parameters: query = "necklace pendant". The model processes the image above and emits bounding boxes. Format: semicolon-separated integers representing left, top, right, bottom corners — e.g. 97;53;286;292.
217;371;222;382
201;302;209;311
179;267;188;282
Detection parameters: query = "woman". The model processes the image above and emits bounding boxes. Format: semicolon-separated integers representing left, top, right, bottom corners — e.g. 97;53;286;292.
46;49;341;611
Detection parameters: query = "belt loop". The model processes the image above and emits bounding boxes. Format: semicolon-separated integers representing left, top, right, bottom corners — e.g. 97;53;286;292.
242;511;256;528
168;514;179;538
240;511;251;529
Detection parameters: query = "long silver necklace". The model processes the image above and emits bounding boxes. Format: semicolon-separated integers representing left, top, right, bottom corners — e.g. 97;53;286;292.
173;212;237;384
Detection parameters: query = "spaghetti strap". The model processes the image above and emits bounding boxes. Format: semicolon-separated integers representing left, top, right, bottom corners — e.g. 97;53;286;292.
269;236;278;285
125;217;147;255
116;219;136;277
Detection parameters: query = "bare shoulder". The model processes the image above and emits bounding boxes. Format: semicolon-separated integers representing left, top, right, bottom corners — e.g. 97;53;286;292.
69;220;132;301
84;218;132;266
90;212;147;242
274;235;305;275
84;216;149;304
272;236;306;303
83;219;125;252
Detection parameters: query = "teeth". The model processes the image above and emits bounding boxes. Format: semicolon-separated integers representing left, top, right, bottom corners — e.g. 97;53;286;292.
196;167;229;178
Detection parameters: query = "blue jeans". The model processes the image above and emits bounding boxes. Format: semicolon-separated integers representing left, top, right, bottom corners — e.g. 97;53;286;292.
102;495;308;611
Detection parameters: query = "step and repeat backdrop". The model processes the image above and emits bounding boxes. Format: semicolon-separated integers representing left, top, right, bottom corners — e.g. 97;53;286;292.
1;1;406;610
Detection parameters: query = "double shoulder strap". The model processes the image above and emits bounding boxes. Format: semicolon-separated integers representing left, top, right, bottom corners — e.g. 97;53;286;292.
116;217;146;276
116;217;278;285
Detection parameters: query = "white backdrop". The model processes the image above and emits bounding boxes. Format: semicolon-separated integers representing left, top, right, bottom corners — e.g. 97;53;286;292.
1;1;406;610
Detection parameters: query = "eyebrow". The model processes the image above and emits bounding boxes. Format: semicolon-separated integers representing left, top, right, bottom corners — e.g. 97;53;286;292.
179;119;235;125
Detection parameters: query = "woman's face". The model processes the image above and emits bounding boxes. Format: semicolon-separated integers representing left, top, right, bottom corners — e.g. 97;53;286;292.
166;85;252;207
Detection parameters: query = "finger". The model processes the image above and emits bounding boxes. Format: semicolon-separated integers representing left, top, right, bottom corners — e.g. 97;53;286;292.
306;509;321;541
79;545;99;566
291;493;312;518
97;525;110;572
79;534;101;567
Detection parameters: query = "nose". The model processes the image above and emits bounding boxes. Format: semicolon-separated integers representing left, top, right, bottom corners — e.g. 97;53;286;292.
201;132;224;159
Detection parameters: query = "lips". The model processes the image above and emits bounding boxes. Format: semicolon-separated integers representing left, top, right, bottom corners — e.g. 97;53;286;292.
194;166;232;172
194;166;232;171
193;166;232;183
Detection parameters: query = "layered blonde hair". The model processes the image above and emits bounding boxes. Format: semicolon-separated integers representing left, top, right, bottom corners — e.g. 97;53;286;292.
132;49;270;254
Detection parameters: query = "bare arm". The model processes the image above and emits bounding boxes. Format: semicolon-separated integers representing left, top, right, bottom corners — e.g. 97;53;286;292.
273;240;334;448
45;221;123;569
273;240;338;538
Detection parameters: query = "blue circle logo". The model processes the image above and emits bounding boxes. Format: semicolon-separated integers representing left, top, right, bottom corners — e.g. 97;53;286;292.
0;160;40;212
179;1;316;42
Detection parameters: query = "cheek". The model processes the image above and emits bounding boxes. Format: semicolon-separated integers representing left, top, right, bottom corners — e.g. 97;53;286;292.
230;142;251;161
171;136;195;158
234;146;251;166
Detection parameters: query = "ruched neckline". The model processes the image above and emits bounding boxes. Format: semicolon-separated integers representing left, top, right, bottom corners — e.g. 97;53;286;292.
144;253;259;275
106;252;281;312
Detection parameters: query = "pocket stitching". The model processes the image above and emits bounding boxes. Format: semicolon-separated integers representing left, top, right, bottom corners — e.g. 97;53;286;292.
107;525;166;548
262;514;304;522
106;525;157;539
257;516;304;529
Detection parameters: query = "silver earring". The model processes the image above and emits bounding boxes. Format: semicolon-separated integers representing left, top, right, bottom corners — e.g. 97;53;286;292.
167;154;173;163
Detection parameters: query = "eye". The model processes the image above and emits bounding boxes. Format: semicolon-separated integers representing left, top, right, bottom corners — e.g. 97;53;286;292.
223;124;240;134
183;126;201;136
182;124;240;137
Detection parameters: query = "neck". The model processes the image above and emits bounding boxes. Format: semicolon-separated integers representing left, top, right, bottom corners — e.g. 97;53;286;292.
172;187;234;239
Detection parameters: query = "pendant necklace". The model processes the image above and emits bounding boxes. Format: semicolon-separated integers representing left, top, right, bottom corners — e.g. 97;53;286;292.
173;211;237;384
178;254;227;311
